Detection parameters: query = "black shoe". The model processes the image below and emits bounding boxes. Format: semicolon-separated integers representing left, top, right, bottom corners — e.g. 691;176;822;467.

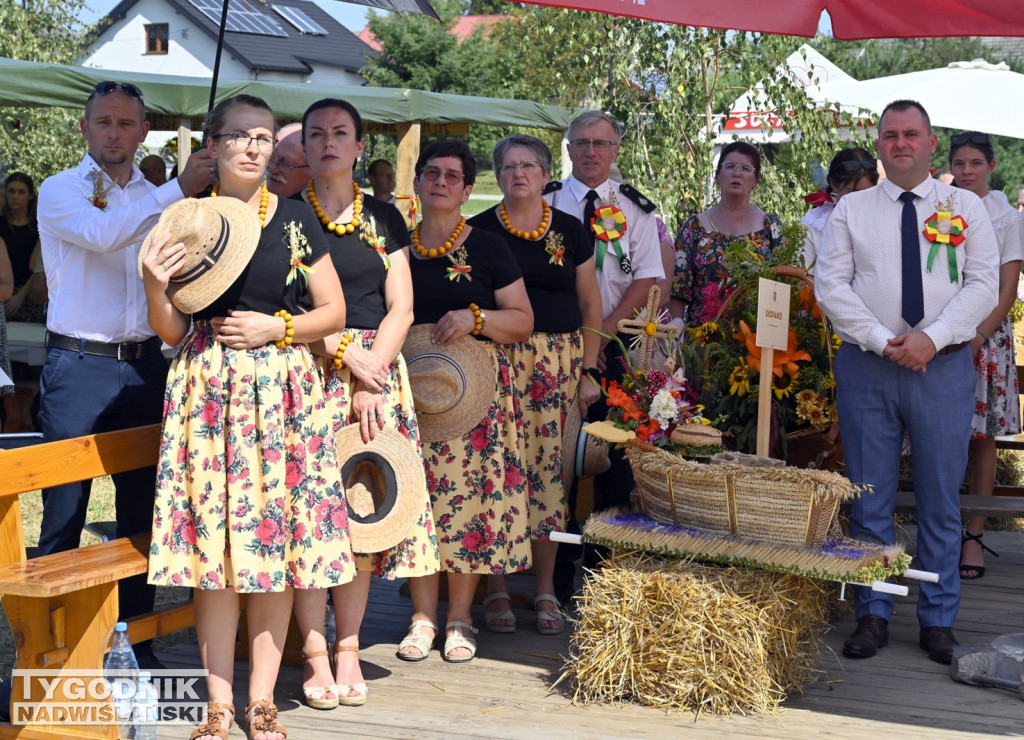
919;626;958;664
842;615;889;658
134;644;166;671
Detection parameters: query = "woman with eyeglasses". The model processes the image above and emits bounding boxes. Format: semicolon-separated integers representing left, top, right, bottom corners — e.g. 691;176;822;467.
290;97;439;709
143;94;350;740
670;141;783;328
800;147;878;272
948;131;1024;581
397;139;533;664
467;135;601;636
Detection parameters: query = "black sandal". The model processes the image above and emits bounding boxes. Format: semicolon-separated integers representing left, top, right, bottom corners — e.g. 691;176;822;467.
960;531;999;580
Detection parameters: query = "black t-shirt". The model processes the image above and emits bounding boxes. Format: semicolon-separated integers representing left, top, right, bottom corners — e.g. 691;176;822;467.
409;227;522;332
293;192;409;329
193;198;329;320
0;216;39;286
469;206;593;333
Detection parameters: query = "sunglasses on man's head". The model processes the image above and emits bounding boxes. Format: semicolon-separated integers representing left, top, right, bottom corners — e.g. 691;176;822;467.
950;133;989;147
89;81;144;101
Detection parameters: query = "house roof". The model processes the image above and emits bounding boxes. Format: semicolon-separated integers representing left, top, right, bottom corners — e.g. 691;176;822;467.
102;0;375;75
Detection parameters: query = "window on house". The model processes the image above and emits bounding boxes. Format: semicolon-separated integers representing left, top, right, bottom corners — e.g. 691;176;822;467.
145;23;169;54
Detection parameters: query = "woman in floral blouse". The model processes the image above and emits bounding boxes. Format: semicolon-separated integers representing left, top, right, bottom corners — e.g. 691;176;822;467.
670;141;783;329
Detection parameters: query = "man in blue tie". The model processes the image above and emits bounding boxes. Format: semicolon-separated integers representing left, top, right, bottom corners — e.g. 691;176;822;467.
816;100;998;664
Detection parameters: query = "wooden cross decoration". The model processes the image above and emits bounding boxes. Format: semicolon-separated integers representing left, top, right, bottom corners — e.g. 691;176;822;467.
617;285;676;372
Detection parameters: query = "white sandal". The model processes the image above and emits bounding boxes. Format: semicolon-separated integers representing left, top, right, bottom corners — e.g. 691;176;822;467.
396;619;437;662
301;649;338;710
534;594;565;636
443;620;478;663
333;645;367;707
482;592;516;634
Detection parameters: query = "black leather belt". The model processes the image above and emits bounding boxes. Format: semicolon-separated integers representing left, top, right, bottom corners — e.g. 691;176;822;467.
936;341;968;356
45;331;161;361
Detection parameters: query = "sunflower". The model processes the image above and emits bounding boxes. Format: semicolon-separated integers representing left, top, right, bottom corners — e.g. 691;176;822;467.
729;365;752;396
772;372;795;399
688;321;723;346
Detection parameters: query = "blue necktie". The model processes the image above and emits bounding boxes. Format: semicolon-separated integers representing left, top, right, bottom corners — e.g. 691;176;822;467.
899;191;924;327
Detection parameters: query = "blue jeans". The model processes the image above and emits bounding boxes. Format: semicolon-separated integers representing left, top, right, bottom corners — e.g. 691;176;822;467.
835;342;973;628
37;346;167;620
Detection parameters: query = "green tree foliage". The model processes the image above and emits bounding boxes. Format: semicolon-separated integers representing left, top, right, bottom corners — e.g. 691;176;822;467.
0;0;92;181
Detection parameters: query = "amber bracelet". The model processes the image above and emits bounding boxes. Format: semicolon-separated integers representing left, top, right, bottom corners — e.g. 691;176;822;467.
333;333;353;370
468;303;486;336
273;310;294;349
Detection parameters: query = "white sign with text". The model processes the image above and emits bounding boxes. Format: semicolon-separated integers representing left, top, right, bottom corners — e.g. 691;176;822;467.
755;277;791;350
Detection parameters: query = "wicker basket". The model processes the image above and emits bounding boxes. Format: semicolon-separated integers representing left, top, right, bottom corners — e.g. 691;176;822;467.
626;444;856;549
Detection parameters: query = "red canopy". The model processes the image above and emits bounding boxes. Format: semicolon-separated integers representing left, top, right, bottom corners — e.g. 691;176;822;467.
507;0;1024;40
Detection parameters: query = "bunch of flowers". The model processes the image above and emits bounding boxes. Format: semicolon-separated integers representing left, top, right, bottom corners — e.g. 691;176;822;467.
674;225;838;456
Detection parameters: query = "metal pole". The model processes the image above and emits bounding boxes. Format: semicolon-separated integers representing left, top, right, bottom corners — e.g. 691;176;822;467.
208;0;231;114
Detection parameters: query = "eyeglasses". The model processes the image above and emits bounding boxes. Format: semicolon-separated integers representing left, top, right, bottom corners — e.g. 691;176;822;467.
569;139;619;152
839;158;877;174
421;166;463;185
950;133;990;147
89;81;144;101
271;158;309;173
212;132;277;154
499;161;542;175
721;162;756;175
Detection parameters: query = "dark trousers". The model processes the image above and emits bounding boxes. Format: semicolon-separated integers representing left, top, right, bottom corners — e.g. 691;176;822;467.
37;346;167;622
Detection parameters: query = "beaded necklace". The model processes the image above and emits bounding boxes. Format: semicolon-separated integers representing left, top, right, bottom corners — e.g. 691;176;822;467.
499;200;551;241
307;180;362;235
412;217;466;259
210;182;269;227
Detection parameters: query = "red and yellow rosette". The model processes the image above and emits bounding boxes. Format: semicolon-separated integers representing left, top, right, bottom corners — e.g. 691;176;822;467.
923;211;967;283
591;204;627;270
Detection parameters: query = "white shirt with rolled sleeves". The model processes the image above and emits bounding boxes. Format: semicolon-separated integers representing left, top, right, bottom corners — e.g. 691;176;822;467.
38;154;187;343
983;190;1024;266
815;177;998;356
545;175;664;319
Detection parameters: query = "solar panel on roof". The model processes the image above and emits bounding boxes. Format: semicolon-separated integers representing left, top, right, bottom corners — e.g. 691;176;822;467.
273;5;327;35
187;0;287;37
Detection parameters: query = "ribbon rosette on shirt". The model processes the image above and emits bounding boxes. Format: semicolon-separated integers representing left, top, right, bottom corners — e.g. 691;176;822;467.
922;211;968;283
590;204;631;273
284;220;315;286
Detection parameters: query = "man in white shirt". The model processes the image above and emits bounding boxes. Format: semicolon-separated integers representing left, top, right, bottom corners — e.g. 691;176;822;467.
36;81;212;666
816;100;998;665
266;122;311;197
367;158;397;204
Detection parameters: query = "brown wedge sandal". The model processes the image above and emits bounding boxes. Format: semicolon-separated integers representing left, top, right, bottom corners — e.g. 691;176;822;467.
244;700;287;740
301;648;339;710
189;702;234;740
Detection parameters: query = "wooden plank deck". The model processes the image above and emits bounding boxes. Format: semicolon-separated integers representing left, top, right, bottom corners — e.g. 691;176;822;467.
151;527;1024;739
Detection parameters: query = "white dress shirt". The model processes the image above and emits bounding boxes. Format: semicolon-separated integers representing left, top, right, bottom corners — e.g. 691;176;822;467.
546;175;664;319
983;190;1024;266
38;154;185;342
815;177;998;356
800;200;834;272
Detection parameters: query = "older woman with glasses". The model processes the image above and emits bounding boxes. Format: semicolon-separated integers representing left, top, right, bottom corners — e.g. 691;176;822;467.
670;141;783;328
468;135;602;635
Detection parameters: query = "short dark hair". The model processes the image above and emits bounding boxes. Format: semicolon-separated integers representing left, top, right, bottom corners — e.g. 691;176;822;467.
415;140;476;187
716;141;762;179
301;98;364;145
827;146;879;191
878;99;932;135
367;159;394;178
202;94;277;144
948;131;995;165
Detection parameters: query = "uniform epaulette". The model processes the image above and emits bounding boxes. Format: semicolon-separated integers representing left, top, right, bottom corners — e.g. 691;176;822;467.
542;181;564;195
619;183;657;213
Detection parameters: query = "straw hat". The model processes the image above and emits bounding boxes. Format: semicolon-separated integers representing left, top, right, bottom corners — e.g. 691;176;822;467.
562;400;611;495
139;197;260;313
402;324;493;443
335;424;428;553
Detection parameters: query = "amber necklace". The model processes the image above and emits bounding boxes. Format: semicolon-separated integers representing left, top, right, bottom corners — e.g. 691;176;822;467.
307;180;362;235
412;217;467;258
211;182;269;227
499;200;551;241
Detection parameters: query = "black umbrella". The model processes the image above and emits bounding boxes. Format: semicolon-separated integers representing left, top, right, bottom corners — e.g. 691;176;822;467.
207;0;440;111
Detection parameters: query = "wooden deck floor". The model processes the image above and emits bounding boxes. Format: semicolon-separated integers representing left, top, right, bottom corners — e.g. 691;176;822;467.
152;527;1024;739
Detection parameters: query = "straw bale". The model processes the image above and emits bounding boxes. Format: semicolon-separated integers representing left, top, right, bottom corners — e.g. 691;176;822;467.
560;553;831;715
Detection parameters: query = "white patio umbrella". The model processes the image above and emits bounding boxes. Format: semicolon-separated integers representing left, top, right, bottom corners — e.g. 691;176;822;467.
811;59;1024;139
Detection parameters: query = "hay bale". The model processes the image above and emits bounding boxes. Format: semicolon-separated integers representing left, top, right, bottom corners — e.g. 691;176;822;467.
560;553;831;715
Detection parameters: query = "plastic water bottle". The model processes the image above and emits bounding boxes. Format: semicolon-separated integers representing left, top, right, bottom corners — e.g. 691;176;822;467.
103;622;138;739
133;671;159;740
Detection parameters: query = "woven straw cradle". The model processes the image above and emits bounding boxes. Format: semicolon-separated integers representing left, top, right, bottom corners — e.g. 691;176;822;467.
626;445;857;549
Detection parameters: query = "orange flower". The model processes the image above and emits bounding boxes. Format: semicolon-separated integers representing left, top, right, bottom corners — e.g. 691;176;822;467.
733;319;812;377
606;381;645;422
800;284;822;321
636;419;660;441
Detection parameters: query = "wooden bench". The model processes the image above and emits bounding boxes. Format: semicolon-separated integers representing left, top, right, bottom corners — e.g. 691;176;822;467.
0;424;194;740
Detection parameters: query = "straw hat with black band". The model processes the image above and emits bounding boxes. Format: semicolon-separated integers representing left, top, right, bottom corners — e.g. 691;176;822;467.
139;197;261;314
401;324;494;443
562;400;611;496
335;425;429;553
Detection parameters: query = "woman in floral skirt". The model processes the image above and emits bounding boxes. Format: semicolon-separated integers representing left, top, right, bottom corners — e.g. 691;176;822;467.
948;131;1024;580
398;139;533;663
142;94;350;740
291;97;439;709
468;135;601;635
